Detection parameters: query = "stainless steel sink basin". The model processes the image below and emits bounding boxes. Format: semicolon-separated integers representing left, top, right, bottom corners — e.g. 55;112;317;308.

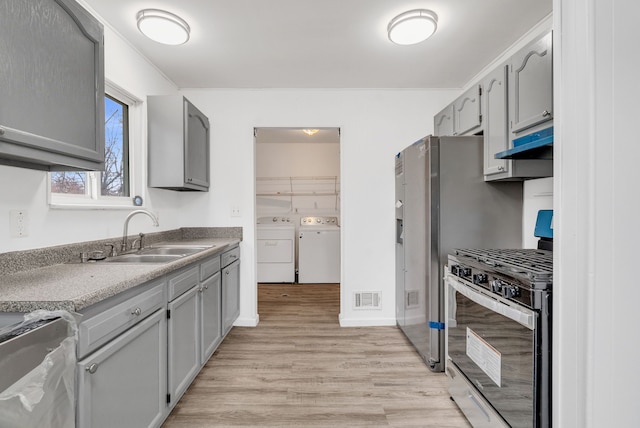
103;254;183;264
101;244;210;263
139;246;207;256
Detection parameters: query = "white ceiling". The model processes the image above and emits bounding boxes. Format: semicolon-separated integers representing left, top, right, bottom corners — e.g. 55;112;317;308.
82;0;552;89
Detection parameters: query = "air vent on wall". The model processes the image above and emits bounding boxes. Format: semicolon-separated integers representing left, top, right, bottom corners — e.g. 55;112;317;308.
354;292;381;310
406;290;420;308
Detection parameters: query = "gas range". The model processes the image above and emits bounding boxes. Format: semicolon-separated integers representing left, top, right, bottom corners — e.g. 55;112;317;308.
449;248;552;309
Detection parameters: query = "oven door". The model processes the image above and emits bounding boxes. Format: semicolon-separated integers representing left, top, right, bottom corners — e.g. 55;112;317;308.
447;275;537;428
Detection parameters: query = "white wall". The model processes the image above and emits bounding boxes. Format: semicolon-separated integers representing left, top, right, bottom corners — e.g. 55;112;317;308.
0;11;180;253
177;88;459;327
522;177;553;248
256;142;340;216
554;0;640;426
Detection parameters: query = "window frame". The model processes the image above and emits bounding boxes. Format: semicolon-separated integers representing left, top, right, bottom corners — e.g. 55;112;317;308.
48;80;145;210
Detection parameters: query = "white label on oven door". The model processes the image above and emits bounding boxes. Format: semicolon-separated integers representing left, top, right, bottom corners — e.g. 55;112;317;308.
466;327;502;387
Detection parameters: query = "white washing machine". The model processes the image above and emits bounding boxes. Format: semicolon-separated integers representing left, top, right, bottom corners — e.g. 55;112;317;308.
257;216;295;283
298;216;341;284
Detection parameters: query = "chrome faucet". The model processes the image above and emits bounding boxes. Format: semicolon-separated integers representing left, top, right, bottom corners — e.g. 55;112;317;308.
121;210;159;252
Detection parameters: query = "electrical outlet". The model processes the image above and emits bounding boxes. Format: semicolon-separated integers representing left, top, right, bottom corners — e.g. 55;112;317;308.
10;210;28;238
231;207;241;217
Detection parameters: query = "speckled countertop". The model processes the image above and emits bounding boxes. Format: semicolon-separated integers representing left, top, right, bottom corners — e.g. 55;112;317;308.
0;228;242;313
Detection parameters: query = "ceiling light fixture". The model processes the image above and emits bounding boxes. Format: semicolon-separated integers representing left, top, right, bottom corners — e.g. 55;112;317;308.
388;9;438;45
136;9;191;45
302;129;319;136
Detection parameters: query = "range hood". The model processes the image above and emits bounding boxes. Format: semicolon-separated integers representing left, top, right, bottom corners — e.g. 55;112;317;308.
495;127;553;160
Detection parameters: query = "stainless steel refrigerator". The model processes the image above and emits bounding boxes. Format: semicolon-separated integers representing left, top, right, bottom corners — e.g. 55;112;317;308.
395;135;523;372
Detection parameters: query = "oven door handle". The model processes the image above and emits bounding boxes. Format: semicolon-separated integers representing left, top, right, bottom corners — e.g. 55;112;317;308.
447;276;535;330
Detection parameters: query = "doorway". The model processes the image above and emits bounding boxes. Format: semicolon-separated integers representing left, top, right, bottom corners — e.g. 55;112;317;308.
254;127;341;314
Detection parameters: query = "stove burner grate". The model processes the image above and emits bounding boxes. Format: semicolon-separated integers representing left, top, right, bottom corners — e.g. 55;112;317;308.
455;248;552;282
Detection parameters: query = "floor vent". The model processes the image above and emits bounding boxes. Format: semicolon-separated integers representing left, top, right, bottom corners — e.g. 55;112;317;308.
354;291;381;310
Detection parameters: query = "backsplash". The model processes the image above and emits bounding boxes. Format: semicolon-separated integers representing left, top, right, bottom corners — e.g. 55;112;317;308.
0;227;242;276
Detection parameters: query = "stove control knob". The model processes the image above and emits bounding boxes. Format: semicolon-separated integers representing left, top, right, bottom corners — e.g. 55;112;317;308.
450;265;461;276
460;267;471;277
272;217;278;222
502;286;521;299
490;280;504;293
473;273;488;285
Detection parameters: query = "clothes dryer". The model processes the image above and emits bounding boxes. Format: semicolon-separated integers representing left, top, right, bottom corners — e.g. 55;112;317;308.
298;216;340;283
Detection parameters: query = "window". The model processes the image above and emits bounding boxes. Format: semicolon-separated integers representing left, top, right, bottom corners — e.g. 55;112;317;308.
49;82;142;208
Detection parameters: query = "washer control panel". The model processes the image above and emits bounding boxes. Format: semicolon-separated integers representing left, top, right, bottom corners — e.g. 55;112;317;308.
257;216;292;224
300;216;339;226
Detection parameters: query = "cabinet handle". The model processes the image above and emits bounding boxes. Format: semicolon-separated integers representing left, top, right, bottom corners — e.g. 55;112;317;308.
198;286;204;293
204;284;209;290
131;307;142;316
0;127;4;136
225;269;230;275
498;166;505;171
542;110;551;117
86;363;99;374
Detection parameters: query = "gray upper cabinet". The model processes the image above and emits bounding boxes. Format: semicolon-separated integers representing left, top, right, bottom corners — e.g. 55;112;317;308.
148;95;210;191
483;65;510;177
509;31;553;135
0;0;105;171
434;105;454;136
453;85;482;136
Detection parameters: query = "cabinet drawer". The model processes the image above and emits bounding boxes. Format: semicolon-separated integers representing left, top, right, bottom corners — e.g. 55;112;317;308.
221;246;240;268
168;265;200;301
200;255;221;281
78;281;165;358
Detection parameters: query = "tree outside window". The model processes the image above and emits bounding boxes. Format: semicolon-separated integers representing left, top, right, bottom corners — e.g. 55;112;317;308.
51;95;129;197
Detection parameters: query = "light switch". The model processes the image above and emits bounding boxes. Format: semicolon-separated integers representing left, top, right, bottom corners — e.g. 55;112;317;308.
231;207;241;217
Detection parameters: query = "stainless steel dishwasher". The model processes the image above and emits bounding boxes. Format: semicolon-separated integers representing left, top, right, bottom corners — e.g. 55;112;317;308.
0;314;76;428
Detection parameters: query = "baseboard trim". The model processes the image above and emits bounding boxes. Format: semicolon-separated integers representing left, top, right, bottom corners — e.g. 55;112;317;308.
234;314;259;327
338;314;397;327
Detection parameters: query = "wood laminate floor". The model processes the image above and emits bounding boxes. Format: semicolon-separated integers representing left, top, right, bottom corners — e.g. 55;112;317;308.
162;283;471;428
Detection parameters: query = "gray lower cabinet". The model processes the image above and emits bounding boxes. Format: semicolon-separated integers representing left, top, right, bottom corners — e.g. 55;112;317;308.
167;279;201;407
453;85;482;136
148;95;210;191
200;271;222;364
222;258;240;336
74;248;236;427
434;105;454;136
509;31;553;135
0;0;105;171
76;309;167;428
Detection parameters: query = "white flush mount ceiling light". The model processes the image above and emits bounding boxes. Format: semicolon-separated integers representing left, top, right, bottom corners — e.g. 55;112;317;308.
388;9;438;45
136;9;191;45
302;129;319;136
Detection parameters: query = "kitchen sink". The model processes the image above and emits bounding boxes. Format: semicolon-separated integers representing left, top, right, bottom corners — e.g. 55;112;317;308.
101;244;210;264
102;254;183;264
138;246;208;256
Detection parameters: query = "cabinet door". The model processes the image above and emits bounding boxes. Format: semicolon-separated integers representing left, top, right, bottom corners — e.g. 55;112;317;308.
453;85;482;136
222;260;240;336
76;309;166;428
167;285;200;407
0;0;104;171
434;105;454;136
483;66;510;177
509;32;553;134
184;99;210;189
200;271;222;365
